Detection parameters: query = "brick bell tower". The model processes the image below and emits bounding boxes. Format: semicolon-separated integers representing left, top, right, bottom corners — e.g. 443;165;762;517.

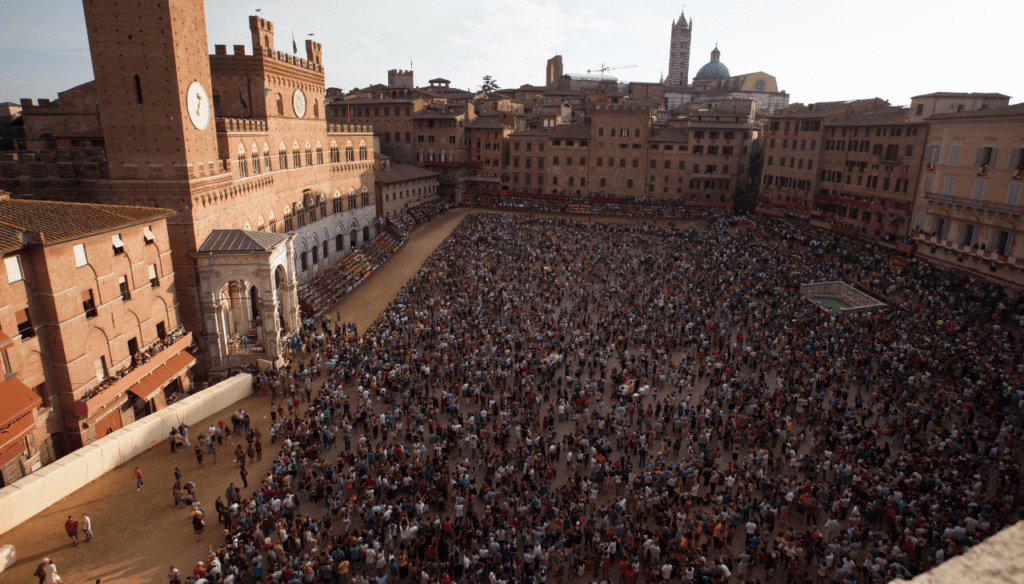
83;0;220;181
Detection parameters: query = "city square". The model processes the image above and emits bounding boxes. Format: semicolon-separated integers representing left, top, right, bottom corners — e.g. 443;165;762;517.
0;1;1023;583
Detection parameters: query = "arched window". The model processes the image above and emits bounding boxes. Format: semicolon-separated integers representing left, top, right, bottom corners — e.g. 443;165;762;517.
345;143;354;162
362;225;370;242
335;234;344;251
299;251;308;271
316;142;323;165
293;141;301;168
269;210;277;232
134;74;143;104
318;194;327;218
263;144;271;172
276;94;284;115
279;143;287;170
333;191;342;213
237;144;248;177
311;245;318;265
359;142;367;161
347;188;357;210
257;215;265;231
283;208;293;232
251;144;260;175
361;187;369;207
322;240;328;260
330;142;339;163
305;141;312;166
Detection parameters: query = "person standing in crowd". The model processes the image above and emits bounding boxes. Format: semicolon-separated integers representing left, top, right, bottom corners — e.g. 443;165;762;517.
63;515;79;547
43;558;61;583
81;513;93;542
141;213;1024;584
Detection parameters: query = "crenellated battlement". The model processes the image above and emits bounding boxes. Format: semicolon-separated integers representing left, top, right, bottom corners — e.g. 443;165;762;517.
0;149;109;180
388;69;415;89
327;123;374;135
216;118;269;134
211;44;325;75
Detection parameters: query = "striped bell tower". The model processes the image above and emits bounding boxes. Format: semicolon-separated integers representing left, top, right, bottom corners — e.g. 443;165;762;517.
666;9;692;87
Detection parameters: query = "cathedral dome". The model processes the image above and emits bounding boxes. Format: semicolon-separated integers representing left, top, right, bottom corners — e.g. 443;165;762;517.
695;45;730;79
695;61;730;79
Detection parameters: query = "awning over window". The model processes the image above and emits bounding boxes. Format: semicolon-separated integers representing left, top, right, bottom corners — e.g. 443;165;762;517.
127;351;196;401
0;376;41;429
0;414;34;462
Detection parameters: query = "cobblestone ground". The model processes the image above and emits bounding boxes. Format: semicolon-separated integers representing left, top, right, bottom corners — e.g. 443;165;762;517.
0;209;700;584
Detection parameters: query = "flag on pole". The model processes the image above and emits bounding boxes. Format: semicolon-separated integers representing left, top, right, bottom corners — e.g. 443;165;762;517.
347;105;350;122
239;88;251;116
292;31;297;54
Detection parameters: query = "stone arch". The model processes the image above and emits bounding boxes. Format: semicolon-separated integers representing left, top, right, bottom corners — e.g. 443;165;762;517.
88;326;113;375
151;296;171;331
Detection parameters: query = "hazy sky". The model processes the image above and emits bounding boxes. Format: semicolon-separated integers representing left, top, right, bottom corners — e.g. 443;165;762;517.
2;0;1022;107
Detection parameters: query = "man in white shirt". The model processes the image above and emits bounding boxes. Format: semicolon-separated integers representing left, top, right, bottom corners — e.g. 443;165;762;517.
661;563;673;580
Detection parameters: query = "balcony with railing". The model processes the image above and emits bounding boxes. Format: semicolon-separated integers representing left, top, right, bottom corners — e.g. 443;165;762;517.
913;231;1023;267
73;329;195;418
922;192;1024;216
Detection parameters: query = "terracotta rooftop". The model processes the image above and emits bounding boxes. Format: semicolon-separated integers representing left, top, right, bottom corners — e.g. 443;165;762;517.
550;124;591;140
510;128;552;137
773;99;887;119
828;106;917;126
927;102;1024;120
375;164;438;184
0;376;43;428
0;196;174;253
911;92;1011;99
413;109;463;120
465;119;509;130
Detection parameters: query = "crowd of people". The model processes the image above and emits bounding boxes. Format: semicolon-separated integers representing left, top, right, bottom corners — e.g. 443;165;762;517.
173;211;1023;584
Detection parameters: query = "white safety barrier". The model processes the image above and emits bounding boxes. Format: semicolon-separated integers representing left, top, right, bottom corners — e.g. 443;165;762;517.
0;374;252;536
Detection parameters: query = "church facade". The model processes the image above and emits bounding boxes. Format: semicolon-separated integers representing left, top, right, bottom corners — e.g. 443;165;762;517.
663;14;790;115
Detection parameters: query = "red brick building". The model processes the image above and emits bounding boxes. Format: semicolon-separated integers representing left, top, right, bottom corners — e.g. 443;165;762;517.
0;2;375;374
0;193;191;480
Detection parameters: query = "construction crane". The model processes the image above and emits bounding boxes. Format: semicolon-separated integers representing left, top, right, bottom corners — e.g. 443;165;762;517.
586;63;637;75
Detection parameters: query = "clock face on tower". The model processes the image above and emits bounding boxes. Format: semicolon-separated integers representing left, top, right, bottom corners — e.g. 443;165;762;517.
292;89;307;118
185;81;211;130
